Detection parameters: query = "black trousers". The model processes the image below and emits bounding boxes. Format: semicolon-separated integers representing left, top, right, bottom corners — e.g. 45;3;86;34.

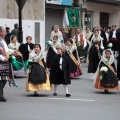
77;46;84;57
111;40;119;54
0;81;7;98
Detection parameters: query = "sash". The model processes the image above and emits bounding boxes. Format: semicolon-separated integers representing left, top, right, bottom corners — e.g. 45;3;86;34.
6;52;9;59
68;52;80;66
38;61;45;69
17;51;23;57
102;61;117;76
86;38;91;45
68;51;83;74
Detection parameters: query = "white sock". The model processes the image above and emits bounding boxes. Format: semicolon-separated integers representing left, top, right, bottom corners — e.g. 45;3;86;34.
54;85;58;93
63;85;69;94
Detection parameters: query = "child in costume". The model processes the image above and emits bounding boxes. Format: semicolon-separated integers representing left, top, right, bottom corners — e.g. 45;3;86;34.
50;45;71;97
19;36;34;61
65;38;82;78
88;30;104;73
46;35;60;69
94;46;119;93
26;44;52;96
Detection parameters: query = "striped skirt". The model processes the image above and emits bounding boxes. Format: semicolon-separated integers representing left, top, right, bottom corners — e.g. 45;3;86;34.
0;69;9;81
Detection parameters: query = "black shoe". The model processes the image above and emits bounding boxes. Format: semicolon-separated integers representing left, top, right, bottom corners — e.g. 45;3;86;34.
66;94;71;97
53;93;57;96
0;97;7;102
104;90;110;94
34;93;39;97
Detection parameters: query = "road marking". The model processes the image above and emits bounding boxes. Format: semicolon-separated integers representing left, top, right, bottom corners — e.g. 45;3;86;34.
40;97;95;102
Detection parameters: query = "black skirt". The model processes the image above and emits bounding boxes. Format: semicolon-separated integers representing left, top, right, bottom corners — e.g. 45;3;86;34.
28;63;46;85
100;62;118;88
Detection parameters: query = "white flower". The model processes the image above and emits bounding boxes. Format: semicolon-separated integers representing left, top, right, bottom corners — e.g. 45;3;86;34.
12;55;16;59
100;66;108;72
108;43;113;48
48;41;53;46
28;60;33;62
100;46;104;50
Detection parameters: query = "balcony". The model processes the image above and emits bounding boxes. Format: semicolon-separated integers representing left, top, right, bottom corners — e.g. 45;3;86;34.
86;0;120;5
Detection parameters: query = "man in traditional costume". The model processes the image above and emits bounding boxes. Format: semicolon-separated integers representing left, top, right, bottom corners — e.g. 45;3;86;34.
109;25;120;56
73;28;87;59
0;26;18;102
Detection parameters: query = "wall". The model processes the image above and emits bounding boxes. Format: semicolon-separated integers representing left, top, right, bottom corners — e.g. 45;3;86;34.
0;0;46;50
45;8;63;41
86;2;120;28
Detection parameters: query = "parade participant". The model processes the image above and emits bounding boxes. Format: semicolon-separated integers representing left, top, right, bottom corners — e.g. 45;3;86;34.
61;27;69;43
104;28;110;49
88;30;103;73
73;28;87;59
5;27;11;45
46;35;60;69
50;45;71;97
26;44;52;96
109;25;120;56
50;25;63;42
65;38;82;78
117;38;120;81
8;35;20;50
8;35;25;76
84;27;92;62
97;25;106;39
19;36;34;61
0;26;18;102
94;48;119;93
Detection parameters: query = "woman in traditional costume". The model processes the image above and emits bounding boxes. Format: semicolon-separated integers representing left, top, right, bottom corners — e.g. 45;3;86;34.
50;45;71;97
26;44;52;96
46;35;60;69
8;35;25;76
65;38;82;78
84;27;92;62
94;48;119;93
50;25;63;43
88;30;104;73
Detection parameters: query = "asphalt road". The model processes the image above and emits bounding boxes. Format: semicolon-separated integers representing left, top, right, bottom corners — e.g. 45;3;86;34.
0;63;120;120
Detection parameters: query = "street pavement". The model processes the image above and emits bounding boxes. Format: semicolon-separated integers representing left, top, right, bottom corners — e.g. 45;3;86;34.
0;63;120;120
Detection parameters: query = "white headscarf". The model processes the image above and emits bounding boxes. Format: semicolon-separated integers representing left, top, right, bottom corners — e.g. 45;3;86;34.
101;49;114;65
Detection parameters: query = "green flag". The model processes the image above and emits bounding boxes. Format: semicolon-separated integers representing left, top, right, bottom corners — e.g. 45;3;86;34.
66;7;80;27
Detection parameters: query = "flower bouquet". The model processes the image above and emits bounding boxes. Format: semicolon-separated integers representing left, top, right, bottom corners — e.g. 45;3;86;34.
9;55;24;70
100;66;108;81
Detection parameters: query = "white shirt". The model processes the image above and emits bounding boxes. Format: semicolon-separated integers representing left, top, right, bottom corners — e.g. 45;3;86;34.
112;30;116;38
105;32;109;39
0;38;14;61
99;31;101;36
28;44;30;51
59;57;63;70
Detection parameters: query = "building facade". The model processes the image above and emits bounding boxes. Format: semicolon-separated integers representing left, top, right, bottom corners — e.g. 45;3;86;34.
83;0;120;29
0;0;45;49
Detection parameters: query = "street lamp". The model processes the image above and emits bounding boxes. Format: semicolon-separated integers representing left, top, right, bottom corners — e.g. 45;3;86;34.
15;0;27;43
